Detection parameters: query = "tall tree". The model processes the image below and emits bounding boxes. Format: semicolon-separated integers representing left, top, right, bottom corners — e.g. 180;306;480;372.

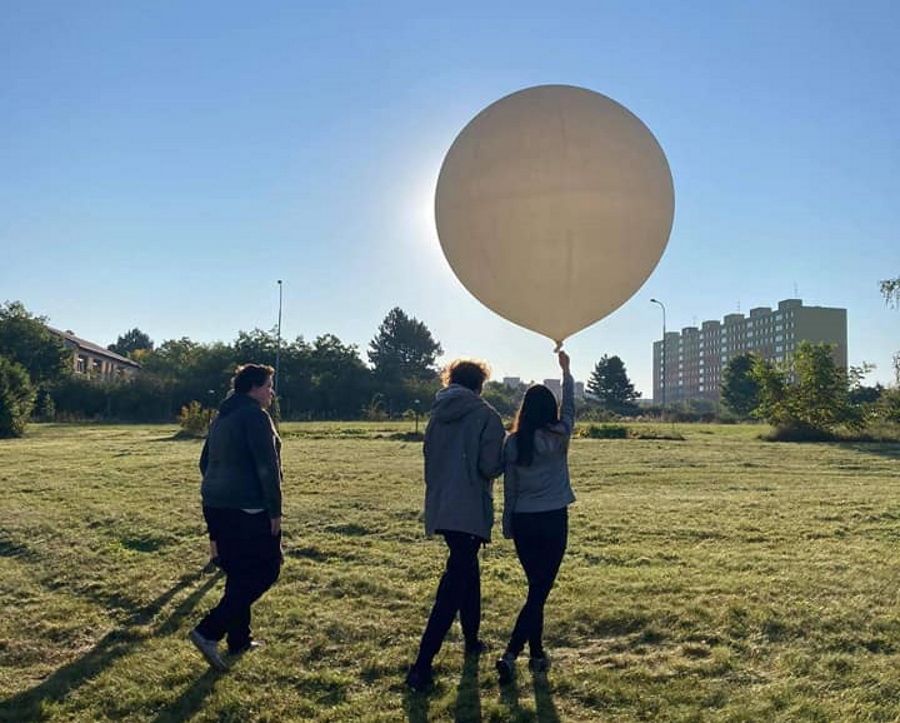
721;353;760;418
108;328;154;357
0;301;71;385
586;355;641;415
752;341;857;434
368;307;443;382
306;334;371;417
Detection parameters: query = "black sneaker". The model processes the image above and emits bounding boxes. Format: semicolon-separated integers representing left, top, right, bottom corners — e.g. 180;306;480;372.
405;665;433;693
528;654;551;673
464;639;488;657
495;656;515;685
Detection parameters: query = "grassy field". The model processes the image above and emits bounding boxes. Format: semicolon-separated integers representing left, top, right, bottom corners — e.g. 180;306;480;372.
0;422;898;722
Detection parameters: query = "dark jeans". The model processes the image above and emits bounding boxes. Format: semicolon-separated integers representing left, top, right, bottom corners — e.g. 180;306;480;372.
414;531;483;669
196;507;281;651
506;507;568;658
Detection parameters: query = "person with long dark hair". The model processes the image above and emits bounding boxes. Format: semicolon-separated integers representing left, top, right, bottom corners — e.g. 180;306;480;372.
496;351;576;683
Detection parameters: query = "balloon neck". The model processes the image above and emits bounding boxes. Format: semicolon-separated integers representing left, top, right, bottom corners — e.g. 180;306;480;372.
553;340;563;353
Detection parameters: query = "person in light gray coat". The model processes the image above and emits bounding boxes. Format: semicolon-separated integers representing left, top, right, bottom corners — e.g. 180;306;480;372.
496;351;576;684
406;359;505;692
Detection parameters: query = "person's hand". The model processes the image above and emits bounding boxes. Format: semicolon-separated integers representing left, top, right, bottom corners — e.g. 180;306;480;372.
270;516;282;536
558;350;571;373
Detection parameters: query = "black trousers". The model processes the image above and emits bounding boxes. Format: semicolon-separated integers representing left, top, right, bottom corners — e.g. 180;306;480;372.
506;507;568;658
196;507;281;651
414;531;483;669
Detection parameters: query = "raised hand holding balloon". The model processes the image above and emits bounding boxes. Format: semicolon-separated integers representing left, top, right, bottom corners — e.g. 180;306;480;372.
434;85;674;350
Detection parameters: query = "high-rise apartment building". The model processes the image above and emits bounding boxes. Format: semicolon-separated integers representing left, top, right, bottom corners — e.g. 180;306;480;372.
652;299;847;404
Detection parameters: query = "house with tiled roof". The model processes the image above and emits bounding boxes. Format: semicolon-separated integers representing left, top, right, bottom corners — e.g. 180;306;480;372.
49;328;141;380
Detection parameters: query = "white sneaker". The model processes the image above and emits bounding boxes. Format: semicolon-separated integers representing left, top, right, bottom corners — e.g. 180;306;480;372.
189;628;228;671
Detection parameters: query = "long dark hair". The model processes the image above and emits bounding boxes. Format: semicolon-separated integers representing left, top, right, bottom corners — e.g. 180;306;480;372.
511;384;559;466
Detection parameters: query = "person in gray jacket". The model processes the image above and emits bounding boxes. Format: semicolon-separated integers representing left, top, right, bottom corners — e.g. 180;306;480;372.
496;351;576;684
406;359;505;692
189;363;283;671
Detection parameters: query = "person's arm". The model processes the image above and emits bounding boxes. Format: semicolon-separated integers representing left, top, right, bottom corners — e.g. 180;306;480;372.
477;411;505;479
199;437;210;476
245;409;283;526
558;351;575;437
501;438;517;539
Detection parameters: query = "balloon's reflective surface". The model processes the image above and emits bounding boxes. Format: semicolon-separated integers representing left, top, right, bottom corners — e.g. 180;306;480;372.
435;85;674;343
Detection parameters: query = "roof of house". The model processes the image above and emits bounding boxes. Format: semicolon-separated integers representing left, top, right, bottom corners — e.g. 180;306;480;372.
48;327;142;368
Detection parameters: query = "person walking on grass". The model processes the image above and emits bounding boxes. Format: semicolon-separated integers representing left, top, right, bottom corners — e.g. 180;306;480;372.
189;363;283;671
405;359;506;692
496;350;576;684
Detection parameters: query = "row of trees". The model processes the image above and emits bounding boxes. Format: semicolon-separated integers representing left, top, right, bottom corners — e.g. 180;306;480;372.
0;301;647;435
0;302;449;434
6;278;896;438
720;343;900;438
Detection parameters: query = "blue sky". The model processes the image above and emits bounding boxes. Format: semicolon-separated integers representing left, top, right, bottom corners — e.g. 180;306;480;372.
2;1;898;394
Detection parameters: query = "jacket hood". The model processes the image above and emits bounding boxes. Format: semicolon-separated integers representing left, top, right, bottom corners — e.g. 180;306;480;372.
430;384;488;423
218;392;259;418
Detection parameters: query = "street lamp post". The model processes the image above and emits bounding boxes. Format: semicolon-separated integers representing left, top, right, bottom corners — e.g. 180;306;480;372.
650;298;667;408
275;280;283;393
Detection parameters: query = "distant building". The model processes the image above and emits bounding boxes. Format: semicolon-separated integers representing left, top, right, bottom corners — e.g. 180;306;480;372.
542;378;562;400
652;298;847;404
49;328;141;380
502;376;522;389
532;378;587;401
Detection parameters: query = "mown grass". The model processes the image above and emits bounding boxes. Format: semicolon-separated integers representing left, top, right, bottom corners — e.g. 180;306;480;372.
0;422;898;722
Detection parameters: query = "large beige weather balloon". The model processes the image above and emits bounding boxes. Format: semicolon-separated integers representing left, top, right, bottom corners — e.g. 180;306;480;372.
435;84;674;346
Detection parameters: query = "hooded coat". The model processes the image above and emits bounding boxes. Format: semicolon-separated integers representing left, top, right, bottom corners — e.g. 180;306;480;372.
200;393;283;518
501;371;576;538
423;384;505;541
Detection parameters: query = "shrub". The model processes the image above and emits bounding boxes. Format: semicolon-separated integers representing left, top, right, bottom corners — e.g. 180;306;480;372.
177;401;216;438
49;375;109;420
580;423;628;439
33;387;56;421
876;388;900;424
0;355;36;438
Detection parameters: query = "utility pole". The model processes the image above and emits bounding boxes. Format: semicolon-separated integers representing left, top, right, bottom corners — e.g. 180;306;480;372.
275;280;283;393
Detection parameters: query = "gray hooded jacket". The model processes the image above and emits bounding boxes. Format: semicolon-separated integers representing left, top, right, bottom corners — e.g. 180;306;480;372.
423;384;505;541
502;371;576;538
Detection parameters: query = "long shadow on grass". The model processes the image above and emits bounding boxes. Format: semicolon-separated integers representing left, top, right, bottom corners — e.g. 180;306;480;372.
840;441;900;461
150;668;221;723
532;673;561;723
0;567;221;721
402;688;431;723
499;671;561;723
453;655;481;722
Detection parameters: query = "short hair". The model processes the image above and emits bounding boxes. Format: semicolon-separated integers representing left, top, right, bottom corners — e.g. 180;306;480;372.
441;358;491;393
232;363;275;394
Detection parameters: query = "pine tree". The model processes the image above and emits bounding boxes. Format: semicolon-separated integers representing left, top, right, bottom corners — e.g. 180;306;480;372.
587;355;641;415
